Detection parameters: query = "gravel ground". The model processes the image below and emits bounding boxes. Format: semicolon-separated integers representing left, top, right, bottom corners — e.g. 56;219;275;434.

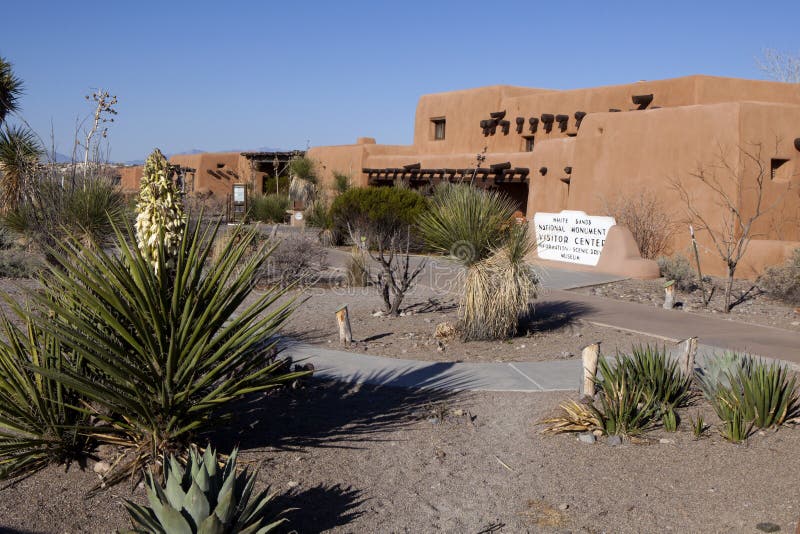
572;277;800;331
1;385;799;533
280;284;670;362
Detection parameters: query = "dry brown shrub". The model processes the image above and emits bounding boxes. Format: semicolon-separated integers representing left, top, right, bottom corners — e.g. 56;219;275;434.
605;190;675;259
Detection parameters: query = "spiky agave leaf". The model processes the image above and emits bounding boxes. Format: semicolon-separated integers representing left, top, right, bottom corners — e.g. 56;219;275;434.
124;445;289;534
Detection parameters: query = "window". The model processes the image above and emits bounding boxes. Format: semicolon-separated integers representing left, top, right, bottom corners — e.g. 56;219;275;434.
431;118;446;140
524;136;535;152
771;158;790;182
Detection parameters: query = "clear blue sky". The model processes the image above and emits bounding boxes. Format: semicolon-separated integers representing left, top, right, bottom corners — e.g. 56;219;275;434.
3;0;799;162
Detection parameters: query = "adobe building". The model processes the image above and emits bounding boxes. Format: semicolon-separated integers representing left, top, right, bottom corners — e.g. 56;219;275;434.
119;151;301;199
307;75;800;278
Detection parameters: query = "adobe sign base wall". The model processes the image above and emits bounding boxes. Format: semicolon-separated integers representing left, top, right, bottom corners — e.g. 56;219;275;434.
532;225;660;279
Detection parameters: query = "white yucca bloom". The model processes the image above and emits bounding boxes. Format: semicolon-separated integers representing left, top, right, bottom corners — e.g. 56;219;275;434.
134;149;185;273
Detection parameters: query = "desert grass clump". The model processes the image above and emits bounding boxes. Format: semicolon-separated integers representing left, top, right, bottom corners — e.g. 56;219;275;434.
346;246;370;287
418;184;538;340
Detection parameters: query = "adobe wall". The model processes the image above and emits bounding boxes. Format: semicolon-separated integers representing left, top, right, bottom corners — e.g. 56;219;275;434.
169;152;247;199
119;165;143;194
308;75;800;278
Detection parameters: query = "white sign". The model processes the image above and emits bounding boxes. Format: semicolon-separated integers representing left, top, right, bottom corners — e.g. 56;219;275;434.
233;185;246;203
533;210;616;266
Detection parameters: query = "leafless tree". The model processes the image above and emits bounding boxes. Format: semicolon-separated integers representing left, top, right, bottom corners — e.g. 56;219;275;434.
671;141;786;312
78;89;117;182
756;48;800;83
368;227;426;317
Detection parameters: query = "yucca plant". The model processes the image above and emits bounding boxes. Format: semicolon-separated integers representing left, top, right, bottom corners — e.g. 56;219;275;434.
0;313;88;478
124;445;288;533
27;218;308;482
733;358;799;429
592;356;659;436
662;408;678;432
689;412;707;439
619;345;693;416
417;184;537;340
711;388;752;443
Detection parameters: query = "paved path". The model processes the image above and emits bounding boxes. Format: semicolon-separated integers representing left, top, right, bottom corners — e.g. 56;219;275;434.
286;241;800;392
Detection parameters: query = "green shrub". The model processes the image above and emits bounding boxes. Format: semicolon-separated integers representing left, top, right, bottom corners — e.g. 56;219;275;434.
333;171;351;194
0;314;88;478
305;199;333;229
759;248;800;305
249;194;289;223
26;219;308;482
657;254;698;291
262;175;290;196
330;186;428;244
124;445;288;533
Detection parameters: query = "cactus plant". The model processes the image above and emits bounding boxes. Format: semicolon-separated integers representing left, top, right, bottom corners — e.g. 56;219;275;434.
124;446;288;534
135;148;185;273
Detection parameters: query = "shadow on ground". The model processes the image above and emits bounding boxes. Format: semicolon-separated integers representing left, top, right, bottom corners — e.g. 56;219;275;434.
522;300;594;333
275;484;365;533
207;362;470;454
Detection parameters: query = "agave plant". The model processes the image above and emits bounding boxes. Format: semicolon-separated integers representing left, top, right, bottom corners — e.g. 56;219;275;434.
737;358;799;428
125;446;288;533
0;313;88;478
27;218;308;482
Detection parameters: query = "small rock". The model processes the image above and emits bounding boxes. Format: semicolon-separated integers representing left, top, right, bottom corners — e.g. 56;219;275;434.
659;438;675;444
578;432;596;444
560;351;574;359
574;332;583;337
437;341;446;352
519;344;526;349
371;310;385;317
427;417;440;425
790;321;799;326
287;480;299;489
607;435;622;446
558;503;569;511
92;461;111;474
452;409;464;417
755;522;781;532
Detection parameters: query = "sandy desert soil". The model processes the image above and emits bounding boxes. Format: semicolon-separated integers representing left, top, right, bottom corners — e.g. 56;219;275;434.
1;384;799;533
279;284;670;362
572;277;800;331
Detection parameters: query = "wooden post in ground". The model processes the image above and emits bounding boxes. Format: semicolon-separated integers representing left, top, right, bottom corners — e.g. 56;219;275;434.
679;336;698;378
336;305;353;346
663;280;676;309
581;342;601;397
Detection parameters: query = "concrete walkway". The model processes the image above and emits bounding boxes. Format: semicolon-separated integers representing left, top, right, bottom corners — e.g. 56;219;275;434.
287;244;800;392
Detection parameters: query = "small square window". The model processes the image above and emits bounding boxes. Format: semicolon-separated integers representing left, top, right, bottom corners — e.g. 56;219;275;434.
431;118;446;140
524;136;535;152
771;158;790;182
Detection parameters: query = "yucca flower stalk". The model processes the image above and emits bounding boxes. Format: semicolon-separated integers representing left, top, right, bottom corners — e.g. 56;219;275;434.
135;148;185;273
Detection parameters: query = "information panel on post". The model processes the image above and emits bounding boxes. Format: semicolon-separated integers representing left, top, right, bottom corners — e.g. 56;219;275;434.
533;210;616;266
